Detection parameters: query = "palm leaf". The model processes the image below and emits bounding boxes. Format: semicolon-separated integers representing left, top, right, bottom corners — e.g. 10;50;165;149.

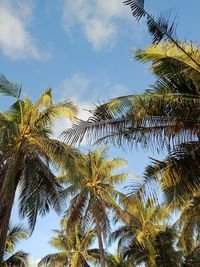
3;250;29;267
0;75;21;98
143;142;200;203
38;252;68;266
18;154;62;232
124;0;145;21
5;224;28;254
123;0;200;68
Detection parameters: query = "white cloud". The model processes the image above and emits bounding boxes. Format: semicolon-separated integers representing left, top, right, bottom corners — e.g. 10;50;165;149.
0;0;47;60
29;257;40;267
53;74;92;138
61;73;90;102
84;18;117;50
63;0;131;50
53;73;129;139
59;73;129;108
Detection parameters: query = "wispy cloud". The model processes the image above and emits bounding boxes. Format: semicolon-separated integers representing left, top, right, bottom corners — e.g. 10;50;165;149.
53;73;129;138
60;73;129;102
53;74;92;138
0;0;48;60
62;0;132;50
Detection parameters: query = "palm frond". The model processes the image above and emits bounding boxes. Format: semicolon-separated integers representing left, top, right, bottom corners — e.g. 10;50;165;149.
147;11;177;44
64;89;200;149
153;227;182;267
134;42;200;81
34;137;79;168
0;75;21;98
34;88;52;108
124;0;145;21
144;142;200;203
38;252;68;267
34;100;78;128
5;224;28;253
176;196;200;254
64;192;88;228
124;0;200;68
3;250;29;267
18;154;62;232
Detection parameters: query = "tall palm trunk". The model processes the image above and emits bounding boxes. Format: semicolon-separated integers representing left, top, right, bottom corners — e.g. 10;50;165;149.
0;193;15;265
94;209;106;267
0;157;20;265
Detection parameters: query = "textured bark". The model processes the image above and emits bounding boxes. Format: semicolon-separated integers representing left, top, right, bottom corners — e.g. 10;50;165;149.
0;195;15;265
0;157;20;266
94;210;106;267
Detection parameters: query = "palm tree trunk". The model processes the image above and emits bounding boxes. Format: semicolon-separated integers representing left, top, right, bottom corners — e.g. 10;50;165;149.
94;210;106;267
0;157;20;265
0;195;15;265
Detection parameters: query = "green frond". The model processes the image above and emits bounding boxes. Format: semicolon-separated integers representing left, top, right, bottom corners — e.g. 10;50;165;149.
107;253;133;267
105;173;129;185
34;88;52;109
5;224;28;254
65;192;89;228
176;196;200;254
99;158;127;172
0;75;21;98
34;137;79;168
153;227;182;267
18;154;62;232
59;147;127;235
80;227;96;250
40;222;98;267
64;90;200;150
38;252;69;267
134;42;200;82
144;142;200;203
124;0;200;68
124;0;145;21
122;239;148;266
34;100;78;128
146;11;177;44
3;250;29;267
110;195;175;266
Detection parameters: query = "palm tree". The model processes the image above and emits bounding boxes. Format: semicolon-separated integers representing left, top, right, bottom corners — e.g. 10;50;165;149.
0;76;78;264
39;221;100;267
59;147;127;267
3;223;29;267
110;195;174;266
64;40;200;202
63;2;200;203
135;41;200;203
64;0;200;148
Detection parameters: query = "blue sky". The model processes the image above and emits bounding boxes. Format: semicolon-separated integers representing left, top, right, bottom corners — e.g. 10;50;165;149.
1;0;200;266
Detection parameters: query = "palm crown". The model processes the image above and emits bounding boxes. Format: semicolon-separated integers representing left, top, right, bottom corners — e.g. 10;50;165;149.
59;147;127;267
39;222;99;267
3;223;29;267
0;76;78;264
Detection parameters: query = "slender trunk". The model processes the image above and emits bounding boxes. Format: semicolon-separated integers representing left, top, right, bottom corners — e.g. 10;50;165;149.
0;196;15;265
0;157;20;266
94;209;106;267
